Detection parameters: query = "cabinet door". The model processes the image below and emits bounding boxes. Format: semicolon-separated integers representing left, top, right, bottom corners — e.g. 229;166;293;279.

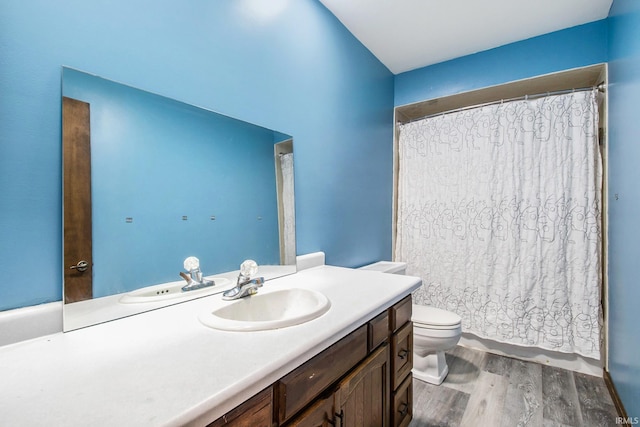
334;345;389;427
392;375;412;427
207;387;272;427
286;393;335;427
391;322;413;390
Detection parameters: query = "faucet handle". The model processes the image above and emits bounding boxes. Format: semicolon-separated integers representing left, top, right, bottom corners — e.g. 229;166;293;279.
240;259;259;278
183;256;200;271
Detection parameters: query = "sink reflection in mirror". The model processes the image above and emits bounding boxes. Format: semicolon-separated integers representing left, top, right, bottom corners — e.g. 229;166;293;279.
119;277;233;304
198;288;331;332
62;67;296;331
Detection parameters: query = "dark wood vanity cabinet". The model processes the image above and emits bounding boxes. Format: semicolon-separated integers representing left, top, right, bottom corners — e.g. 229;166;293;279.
208;295;413;427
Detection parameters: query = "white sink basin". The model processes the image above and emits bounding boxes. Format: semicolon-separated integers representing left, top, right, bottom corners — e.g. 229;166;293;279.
198;288;331;331
119;277;232;304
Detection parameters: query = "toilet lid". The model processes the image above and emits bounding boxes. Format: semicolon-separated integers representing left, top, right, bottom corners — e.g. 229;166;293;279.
412;305;461;327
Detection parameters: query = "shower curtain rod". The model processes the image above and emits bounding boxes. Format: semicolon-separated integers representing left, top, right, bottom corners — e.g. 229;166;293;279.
399;84;606;125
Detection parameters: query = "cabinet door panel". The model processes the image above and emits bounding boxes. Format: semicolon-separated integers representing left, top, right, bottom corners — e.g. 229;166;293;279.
335;345;389;427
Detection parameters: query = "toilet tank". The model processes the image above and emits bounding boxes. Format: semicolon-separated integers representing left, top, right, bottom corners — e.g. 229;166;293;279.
358;261;407;275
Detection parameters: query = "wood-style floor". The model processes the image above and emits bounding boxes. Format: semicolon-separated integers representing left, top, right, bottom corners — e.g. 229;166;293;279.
410;346;619;427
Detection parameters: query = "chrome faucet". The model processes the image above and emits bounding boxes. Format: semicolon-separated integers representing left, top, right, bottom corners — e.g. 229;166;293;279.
179;256;215;292
223;260;264;300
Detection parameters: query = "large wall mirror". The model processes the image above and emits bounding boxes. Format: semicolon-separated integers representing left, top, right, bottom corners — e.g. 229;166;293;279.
62;67;296;331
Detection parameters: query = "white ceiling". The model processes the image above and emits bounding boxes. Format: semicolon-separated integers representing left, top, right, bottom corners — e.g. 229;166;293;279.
318;0;613;74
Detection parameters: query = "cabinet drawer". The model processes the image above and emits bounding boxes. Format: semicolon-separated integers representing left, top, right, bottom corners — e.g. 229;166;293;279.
276;325;368;423
390;295;412;332
207;386;272;427
368;310;389;351
392;321;413;390
392;375;413;427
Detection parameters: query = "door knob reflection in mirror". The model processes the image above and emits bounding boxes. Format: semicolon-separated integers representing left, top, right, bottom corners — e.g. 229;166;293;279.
70;260;89;272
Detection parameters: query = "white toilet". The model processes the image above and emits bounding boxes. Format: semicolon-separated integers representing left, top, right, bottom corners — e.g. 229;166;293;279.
411;304;462;384
359;261;462;385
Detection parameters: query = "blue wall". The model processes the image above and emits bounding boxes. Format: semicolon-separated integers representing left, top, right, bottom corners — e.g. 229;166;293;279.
395;20;608;106
0;0;394;310
64;68;283;297
607;0;640;415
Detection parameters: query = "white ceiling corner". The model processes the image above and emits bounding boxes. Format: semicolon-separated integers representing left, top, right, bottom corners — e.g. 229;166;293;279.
318;0;613;74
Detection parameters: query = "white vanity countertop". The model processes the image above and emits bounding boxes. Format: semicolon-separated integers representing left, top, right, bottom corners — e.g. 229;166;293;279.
0;265;421;426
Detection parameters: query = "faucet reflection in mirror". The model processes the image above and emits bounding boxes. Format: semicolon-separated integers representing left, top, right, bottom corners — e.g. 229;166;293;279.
62;67;296;331
179;256;216;292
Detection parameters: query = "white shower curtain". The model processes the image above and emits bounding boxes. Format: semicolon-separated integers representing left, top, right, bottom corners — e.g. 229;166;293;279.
395;90;602;359
280;153;296;265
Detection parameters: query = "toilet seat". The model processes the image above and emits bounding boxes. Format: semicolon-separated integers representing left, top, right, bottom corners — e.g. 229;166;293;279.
412;305;461;329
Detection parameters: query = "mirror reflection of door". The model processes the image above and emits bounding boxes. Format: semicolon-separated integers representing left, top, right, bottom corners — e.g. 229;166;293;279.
275;139;295;265
62;96;93;303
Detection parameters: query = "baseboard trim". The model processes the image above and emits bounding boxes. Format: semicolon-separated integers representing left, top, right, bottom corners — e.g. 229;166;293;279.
603;369;629;420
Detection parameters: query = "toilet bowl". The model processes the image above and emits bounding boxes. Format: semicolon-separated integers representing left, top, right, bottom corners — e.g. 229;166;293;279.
358;261;462;385
412;305;461;385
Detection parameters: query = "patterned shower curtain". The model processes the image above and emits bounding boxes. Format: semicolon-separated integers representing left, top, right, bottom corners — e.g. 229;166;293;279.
395;90;602;359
